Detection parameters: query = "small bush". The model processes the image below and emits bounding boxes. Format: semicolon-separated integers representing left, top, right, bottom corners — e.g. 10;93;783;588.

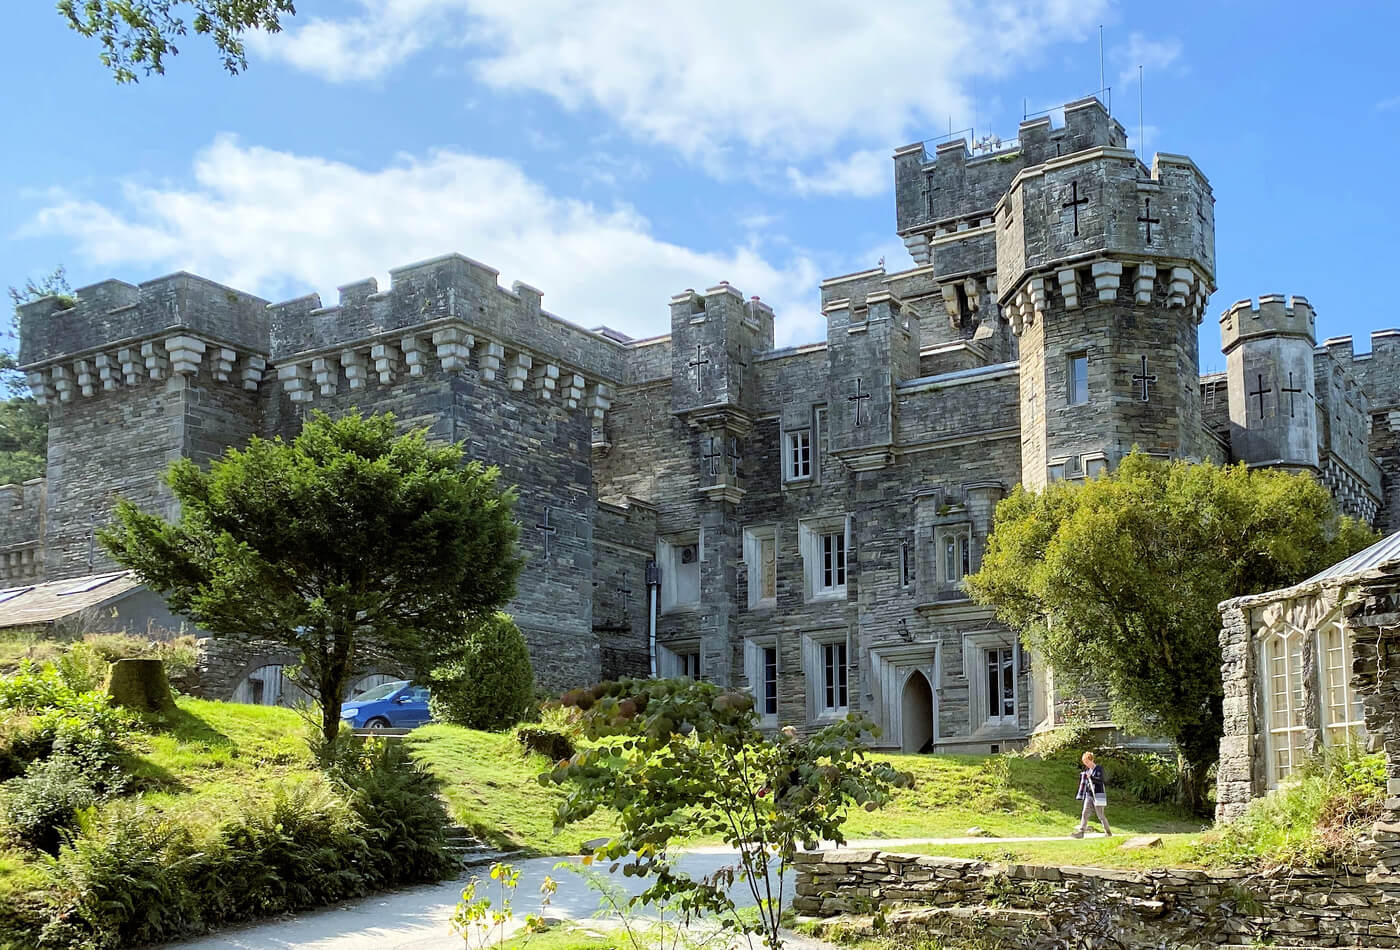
429;612;534;731
1095;749;1178;804
337;739;455;885
2;755;100;853
516;725;575;761
1021;721;1092;760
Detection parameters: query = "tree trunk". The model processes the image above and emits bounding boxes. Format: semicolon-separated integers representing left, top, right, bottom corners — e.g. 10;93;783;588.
1176;749;1212;817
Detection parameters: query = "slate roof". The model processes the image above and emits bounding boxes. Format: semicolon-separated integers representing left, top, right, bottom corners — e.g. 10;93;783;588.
1304;530;1400;585
0;571;143;628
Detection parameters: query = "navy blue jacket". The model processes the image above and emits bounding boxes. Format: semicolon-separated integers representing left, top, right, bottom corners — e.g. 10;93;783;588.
1076;764;1105;800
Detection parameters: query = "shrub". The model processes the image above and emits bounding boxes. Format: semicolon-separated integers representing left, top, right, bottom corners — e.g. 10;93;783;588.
1193;747;1386;869
337;739;455;885
515;725;575;761
429;612;534;731
2;755;100;853
1095;749;1178;805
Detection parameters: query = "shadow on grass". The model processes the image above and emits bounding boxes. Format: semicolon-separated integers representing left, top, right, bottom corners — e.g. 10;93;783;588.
124;706;239;794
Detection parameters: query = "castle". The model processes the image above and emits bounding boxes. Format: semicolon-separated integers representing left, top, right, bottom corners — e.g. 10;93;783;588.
6;96;1398;750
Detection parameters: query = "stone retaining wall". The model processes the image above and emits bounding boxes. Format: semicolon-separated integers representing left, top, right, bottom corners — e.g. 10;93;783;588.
793;850;1400;949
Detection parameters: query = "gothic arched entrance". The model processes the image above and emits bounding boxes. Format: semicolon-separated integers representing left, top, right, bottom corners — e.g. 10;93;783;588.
901;669;935;753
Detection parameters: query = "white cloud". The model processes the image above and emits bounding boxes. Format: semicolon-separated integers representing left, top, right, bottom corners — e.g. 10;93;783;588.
24;137;827;345
786;149;888;199
1114;32;1183;87
1377;96;1400;112
254;0;1108;165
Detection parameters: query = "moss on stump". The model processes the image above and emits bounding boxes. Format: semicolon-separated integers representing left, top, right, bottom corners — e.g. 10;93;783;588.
106;657;177;714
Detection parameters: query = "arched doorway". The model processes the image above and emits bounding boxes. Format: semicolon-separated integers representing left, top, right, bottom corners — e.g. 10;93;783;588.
901;670;935;753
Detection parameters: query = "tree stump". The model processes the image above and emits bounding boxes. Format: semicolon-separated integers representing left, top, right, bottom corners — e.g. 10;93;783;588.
106;657;178;714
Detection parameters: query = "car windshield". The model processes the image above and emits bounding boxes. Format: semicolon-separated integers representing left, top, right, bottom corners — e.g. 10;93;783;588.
353;680;409;702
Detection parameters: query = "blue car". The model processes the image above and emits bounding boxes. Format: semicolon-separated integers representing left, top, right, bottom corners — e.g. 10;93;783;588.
339;680;432;730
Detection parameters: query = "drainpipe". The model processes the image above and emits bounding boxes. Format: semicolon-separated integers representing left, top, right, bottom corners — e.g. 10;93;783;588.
646;559;660;677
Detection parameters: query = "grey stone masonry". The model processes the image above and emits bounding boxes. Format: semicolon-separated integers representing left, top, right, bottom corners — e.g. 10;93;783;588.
8;95;1398;741
794;850;1400;949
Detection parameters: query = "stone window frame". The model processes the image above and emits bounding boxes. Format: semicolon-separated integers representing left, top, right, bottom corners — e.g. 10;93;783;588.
1066;351;1089;406
934;523;973;593
802;627;852;721
744;635;780;728
961;631;1021;734
657;531;703;615
784;428;812;482
899;534;916;590
799;515;850;603
743;525;779;610
658;641;702;680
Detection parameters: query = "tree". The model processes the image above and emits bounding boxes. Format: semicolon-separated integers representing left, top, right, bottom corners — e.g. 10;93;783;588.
547;679;913;947
0;268;73;485
100;410;524;746
429;612;534;731
57;0;297;83
965;451;1377;814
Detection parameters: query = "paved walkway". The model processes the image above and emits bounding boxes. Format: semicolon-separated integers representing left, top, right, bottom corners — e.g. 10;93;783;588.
163;836;1088;949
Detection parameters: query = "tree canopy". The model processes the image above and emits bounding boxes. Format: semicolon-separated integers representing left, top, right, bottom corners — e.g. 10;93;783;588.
57;0;297;83
101;410;523;744
0;268;71;485
965;451;1377;812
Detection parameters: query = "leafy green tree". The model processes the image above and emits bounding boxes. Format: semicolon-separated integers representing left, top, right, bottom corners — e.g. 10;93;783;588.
429;612;534;731
57;0;297;83
547;679;913;947
965;451;1377;814
100;410;524;746
0;268;73;484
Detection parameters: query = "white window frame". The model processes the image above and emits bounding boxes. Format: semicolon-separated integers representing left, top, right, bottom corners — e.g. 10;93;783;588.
657;532;703;614
983;646;1018;726
1320;619;1364;747
1262;628;1308;786
803;630;851;719
785;429;812;481
1067;352;1088;406
743;525;779;610
658;643;702;680
744;637;780;727
800;516;850;602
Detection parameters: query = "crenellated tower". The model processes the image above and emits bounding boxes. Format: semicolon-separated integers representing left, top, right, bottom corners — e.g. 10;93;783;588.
990;97;1216;488
1221;294;1319;469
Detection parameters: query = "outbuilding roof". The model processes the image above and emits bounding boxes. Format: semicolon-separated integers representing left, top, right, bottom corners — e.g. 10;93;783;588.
0;571;143;628
1304;530;1400;585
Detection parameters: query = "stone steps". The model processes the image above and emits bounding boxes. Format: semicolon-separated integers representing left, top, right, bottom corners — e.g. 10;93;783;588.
441;824;519;868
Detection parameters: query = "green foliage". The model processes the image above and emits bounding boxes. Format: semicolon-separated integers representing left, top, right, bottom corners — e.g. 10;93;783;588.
966;452;1378;811
100;409;523;745
454;861;557;949
1193;748;1386;869
515;725;576;762
1;756;100;853
56;0;298;82
548;678;913;948
430;612;534;731
1;267;72;481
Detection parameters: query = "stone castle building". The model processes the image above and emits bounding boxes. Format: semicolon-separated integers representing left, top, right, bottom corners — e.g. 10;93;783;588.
5;96;1398;750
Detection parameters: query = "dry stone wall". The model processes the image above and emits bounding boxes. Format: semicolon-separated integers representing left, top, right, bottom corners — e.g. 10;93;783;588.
795;850;1400;949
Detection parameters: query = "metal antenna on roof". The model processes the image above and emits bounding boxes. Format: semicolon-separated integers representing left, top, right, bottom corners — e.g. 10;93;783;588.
1099;25;1105;102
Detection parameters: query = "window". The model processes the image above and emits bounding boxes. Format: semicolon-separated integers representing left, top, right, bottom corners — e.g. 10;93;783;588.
900;539;915;588
938;527;972;586
986;647;1016;723
1067;353;1088;405
786;430;812;480
0;587;32;605
821;532;846;590
814;406;829;458
659;644;702;680
658;536;702;612
744;639;779;724
800;518;850;601
1265;630;1307;784
763;647;779;715
744;527;778;609
1321;622;1364;746
679;651;701;679
822;641;849;712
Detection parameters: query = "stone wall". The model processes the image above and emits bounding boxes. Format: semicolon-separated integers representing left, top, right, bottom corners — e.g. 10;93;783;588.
794;850;1400;949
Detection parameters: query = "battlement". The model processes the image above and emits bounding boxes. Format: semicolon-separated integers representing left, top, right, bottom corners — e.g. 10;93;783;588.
18;272;268;368
1221;294;1316;353
268;253;630;388
894;96;1129;243
1317;329;1400;411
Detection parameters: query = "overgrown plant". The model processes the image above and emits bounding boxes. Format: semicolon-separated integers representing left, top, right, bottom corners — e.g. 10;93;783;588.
452;862;556;949
546;678;914;948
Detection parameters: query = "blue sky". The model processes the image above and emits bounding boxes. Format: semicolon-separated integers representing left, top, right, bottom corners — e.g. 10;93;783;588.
3;1;1397;370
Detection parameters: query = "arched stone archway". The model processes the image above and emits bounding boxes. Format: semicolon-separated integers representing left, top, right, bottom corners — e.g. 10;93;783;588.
901;669;935;753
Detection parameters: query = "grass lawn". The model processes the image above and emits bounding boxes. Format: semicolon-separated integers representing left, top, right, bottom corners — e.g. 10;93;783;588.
884;832;1209;870
836;752;1203;841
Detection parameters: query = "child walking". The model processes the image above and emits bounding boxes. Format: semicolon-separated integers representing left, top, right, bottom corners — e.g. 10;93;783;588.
1070;751;1111;838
